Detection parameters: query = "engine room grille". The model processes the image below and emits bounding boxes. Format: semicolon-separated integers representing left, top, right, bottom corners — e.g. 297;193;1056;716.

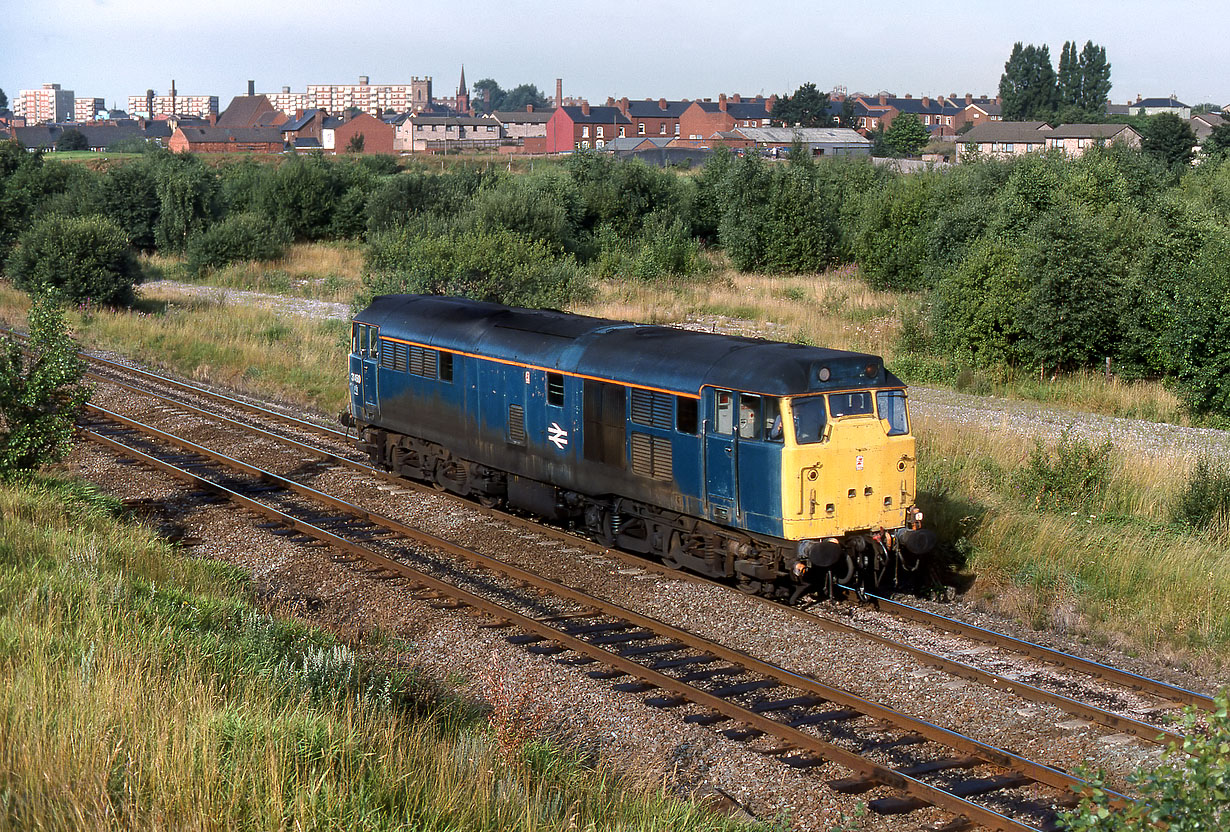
508;404;526;445
379;340;409;373
409;346;438;378
630;388;673;429
630;432;672;481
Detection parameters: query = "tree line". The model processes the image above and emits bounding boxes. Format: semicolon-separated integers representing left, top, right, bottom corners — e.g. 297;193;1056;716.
999;39;1112;122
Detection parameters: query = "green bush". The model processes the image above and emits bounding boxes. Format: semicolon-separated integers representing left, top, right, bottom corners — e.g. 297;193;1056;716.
852;171;936;290
0;298;91;479
931;237;1027;366
360;227;592;310
468;170;581;253
1061;690;1230;831
185;212;292;275
1011;428;1114;512
1172;456;1230;534
257;154;344;241
6;214;140;305
153;153;220;253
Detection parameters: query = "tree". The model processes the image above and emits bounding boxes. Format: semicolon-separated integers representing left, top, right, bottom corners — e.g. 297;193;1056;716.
837;98;856;128
472;78;504;113
0;298;90;479
0;88;7;111
1057;41;1081;109
999;42;1058;121
6;214;140;305
346;133;365;154
1202;122;1230;162
771;83;832;127
883;113;929;156
501;84;549;112
1142;113;1197;170
1076;41;1112;114
1061;691;1230;831
55;128;88;152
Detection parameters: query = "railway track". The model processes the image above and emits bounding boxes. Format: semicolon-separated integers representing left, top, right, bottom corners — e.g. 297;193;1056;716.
73;353;1210;738
13;341;1210;827
80;401;1128;831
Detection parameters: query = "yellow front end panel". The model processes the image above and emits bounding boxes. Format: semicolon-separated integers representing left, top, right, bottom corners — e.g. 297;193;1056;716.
780;418;915;541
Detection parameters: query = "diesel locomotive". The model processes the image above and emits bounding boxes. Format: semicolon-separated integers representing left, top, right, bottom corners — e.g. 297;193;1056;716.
344;295;934;600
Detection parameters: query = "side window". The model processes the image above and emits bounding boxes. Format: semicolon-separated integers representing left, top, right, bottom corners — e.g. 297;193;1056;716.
439;352;454;382
546;372;564;406
764;398;783;442
876;389;909;436
714;390;733;435
352;323;360;355
738;394;761;439
676;396;697;434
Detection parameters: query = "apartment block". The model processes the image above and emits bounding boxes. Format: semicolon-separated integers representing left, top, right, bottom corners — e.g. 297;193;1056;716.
15;84;75;124
304;76;412;116
74;97;106;122
126;87;220;119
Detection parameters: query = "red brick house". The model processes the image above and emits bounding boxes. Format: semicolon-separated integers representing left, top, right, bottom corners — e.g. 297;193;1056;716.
168;126;284;154
676;95;775;145
544;104;632;152
331;112;396;154
608;97;690;140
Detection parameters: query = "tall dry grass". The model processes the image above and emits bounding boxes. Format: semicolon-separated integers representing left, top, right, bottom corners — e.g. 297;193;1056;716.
144;243;364;303
916;416;1230;666
0;476;750;831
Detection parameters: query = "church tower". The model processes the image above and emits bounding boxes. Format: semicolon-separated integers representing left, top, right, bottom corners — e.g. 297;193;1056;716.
456;66;471;116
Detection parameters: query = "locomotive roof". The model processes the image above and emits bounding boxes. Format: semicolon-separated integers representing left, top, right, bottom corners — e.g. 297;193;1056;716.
356;295;901;397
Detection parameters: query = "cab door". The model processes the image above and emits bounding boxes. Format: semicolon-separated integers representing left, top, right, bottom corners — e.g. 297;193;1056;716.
350;323;379;418
703;388;737;524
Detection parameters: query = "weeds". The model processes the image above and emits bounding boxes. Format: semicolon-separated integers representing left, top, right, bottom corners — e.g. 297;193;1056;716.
1012;428;1114;512
481;649;552;762
1172;456;1230;536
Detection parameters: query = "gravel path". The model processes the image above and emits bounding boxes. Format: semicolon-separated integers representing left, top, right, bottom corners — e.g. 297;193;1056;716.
140;280;352;321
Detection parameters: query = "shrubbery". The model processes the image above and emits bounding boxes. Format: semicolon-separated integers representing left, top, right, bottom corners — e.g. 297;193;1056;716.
185;212;292;275
1011;428;1113;512
1061;691;1230;831
6;214;139;305
360;227;592;310
0;298;90;479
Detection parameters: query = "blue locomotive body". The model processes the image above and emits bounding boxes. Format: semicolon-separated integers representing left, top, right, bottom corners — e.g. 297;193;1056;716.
348;295;930;598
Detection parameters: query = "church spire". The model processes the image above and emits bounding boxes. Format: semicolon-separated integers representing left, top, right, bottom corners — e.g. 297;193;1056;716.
458;65;467;96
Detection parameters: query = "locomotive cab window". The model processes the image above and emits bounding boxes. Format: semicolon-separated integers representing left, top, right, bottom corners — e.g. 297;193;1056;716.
738;394;761;439
829;391;873;418
714;390;734;435
791;395;828;444
876;389;909;435
546;372;564;406
764;398;783;442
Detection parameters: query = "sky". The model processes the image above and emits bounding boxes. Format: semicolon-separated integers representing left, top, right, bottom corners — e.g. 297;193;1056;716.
4;0;1228;111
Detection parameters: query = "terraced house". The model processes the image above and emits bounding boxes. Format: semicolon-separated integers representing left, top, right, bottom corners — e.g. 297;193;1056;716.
544;103;631;151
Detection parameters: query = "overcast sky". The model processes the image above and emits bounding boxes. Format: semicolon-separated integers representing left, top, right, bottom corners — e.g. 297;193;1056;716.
4;0;1227;110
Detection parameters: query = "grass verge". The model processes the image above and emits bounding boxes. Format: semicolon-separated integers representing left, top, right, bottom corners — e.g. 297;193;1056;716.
0;473;755;831
917;417;1230;668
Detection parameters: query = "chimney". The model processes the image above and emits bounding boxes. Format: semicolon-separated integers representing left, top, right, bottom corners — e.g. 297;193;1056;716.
922;96;929;107
556;78;563;108
1136;94;1142;103
525;104;533;113
996;95;1002;105
965;93;973;105
619;96;629;116
146;88;154;116
732;93;741;103
768;94;778;109
581;100;590;116
605;96;615;107
718;93;727;112
879;93;886;105
283;85;290;94
208;112;217;126
359;75;369;86
247;80;255;96
659;97;667;110
904;93;912;99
